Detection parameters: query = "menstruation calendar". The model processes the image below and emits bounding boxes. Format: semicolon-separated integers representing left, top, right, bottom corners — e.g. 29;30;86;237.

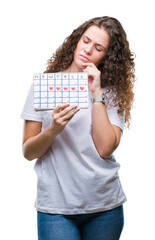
33;72;89;110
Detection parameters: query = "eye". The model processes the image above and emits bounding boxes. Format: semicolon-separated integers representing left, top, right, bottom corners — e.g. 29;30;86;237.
95;47;102;52
82;36;89;44
83;39;89;44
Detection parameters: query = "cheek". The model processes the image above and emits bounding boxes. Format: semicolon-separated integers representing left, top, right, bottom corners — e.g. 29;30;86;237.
74;42;84;61
94;54;105;66
74;43;80;57
76;39;85;52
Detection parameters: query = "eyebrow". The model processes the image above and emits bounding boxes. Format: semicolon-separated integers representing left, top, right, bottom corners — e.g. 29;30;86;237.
83;35;107;50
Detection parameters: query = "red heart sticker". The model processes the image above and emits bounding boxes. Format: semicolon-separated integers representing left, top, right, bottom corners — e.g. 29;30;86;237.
64;87;68;90
80;87;84;90
49;87;53;91
71;87;76;91
56;87;61;90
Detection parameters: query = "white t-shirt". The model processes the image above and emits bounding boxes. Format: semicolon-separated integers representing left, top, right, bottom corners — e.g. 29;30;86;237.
21;84;127;214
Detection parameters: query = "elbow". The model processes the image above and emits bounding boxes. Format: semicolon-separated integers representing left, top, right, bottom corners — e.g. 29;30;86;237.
93;128;121;159
96;141;118;159
22;145;35;161
98;149;113;159
23;151;34;161
24;155;34;161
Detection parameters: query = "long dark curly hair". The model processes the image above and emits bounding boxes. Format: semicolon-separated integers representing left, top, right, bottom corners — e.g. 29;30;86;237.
44;16;136;128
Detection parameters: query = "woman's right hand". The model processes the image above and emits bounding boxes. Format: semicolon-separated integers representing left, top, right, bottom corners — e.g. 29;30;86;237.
50;103;80;137
22;103;79;161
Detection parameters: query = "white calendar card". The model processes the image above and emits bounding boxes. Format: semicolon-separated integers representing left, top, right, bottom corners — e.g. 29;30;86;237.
33;72;89;110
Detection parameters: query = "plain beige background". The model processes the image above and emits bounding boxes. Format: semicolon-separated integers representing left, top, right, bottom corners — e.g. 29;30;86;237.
0;0;154;239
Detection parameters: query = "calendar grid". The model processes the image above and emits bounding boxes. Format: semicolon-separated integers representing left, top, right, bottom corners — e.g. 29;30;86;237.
33;72;89;110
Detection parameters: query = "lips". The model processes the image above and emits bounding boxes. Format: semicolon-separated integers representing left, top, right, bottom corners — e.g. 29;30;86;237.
79;54;90;62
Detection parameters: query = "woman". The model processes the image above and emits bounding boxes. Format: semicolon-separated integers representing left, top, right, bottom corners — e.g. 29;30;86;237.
21;16;135;240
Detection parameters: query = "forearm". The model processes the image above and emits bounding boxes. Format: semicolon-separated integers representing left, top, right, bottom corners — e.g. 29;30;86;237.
23;125;56;161
92;101;117;158
22;104;79;161
82;62;120;158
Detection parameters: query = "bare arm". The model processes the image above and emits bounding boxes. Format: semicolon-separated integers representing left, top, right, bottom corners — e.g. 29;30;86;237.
92;101;121;158
22;104;79;161
83;62;122;158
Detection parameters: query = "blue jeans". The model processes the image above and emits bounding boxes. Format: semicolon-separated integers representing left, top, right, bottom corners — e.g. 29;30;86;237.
37;205;124;240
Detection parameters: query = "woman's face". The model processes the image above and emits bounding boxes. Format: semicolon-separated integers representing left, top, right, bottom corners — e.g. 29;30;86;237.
72;25;109;71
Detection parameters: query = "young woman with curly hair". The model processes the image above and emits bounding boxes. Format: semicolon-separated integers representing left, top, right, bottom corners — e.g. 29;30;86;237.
21;16;135;240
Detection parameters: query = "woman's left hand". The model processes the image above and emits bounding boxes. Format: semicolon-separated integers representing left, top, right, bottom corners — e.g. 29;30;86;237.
82;62;102;97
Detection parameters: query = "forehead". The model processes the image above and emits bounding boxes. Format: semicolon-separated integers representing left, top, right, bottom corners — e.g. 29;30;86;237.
82;25;109;47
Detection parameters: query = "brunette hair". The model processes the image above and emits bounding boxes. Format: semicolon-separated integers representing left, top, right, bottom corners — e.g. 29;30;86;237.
45;16;136;128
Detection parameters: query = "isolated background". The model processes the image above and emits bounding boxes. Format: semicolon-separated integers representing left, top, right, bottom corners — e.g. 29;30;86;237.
0;0;155;239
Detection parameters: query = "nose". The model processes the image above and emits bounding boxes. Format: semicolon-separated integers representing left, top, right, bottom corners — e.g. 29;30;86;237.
84;44;93;55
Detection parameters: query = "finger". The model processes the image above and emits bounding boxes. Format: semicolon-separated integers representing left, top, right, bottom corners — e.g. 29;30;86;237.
54;103;70;113
58;104;78;117
82;62;95;68
62;107;80;121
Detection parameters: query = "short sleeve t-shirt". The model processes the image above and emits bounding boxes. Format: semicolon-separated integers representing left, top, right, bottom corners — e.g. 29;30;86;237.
21;84;127;214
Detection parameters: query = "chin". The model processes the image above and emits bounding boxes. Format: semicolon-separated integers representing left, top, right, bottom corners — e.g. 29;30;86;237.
72;56;88;71
79;59;88;69
73;61;83;72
